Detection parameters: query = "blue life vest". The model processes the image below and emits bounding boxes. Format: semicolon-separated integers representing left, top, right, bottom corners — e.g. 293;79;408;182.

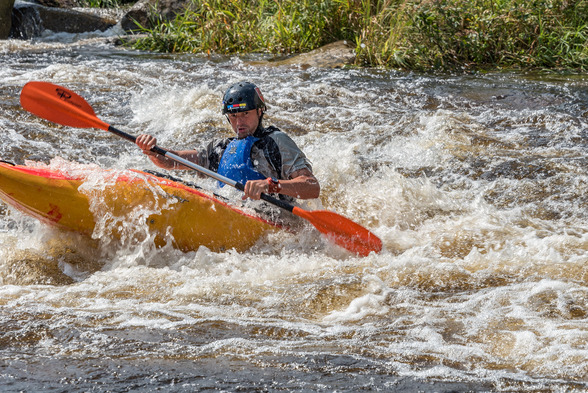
217;136;266;187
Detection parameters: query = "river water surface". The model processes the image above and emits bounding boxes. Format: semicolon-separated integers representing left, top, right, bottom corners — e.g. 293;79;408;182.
0;28;587;392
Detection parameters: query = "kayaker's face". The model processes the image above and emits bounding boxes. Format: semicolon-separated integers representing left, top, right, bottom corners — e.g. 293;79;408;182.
228;109;261;139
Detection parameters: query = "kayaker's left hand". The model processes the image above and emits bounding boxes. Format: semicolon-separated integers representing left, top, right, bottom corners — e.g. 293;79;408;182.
242;179;270;200
136;134;158;156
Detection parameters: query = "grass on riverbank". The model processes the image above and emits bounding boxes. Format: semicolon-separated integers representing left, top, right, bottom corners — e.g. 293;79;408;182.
77;0;134;8
131;0;588;71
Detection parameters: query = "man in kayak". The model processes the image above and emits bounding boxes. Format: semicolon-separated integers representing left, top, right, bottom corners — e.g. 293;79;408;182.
135;81;320;201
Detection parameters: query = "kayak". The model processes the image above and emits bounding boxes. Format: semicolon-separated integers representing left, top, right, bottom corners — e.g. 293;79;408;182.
0;160;281;252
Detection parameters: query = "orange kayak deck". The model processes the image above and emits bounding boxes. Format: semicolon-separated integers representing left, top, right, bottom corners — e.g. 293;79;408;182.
0;161;281;252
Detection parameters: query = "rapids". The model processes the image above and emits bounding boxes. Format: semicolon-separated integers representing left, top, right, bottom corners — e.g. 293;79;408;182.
0;28;587;392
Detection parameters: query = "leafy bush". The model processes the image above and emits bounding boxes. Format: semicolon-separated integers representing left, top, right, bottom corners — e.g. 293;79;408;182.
132;0;588;71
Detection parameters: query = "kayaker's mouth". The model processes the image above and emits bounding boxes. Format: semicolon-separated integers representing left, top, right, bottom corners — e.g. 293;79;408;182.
237;127;250;137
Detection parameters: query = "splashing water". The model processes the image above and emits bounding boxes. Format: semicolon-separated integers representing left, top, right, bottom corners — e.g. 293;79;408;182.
0;33;587;391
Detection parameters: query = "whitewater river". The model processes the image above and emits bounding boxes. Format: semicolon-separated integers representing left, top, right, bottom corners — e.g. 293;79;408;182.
1;27;587;392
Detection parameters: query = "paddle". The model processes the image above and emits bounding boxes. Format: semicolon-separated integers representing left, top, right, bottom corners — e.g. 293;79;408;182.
20;81;383;256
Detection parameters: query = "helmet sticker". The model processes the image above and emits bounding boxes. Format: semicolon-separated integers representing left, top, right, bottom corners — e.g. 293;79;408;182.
227;103;247;110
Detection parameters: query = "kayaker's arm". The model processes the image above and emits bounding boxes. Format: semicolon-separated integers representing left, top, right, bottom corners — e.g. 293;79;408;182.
137;134;321;199
136;134;201;170
243;168;320;200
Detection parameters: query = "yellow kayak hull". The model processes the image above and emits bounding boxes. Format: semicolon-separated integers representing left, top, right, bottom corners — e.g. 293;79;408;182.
0;161;280;252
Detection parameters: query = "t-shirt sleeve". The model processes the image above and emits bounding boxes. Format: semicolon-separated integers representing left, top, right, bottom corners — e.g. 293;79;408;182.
271;131;313;179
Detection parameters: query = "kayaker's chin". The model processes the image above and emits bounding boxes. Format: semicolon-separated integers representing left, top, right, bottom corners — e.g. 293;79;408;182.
236;129;250;138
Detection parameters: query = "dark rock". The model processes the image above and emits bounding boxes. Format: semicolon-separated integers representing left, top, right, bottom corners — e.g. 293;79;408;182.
1;0;16;39
10;2;115;39
120;0;192;32
35;0;77;8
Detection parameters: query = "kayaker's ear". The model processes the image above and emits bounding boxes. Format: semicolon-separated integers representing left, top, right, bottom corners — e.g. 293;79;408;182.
258;108;264;125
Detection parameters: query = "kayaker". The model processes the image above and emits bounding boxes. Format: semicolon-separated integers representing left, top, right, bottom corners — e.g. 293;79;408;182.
135;81;320;201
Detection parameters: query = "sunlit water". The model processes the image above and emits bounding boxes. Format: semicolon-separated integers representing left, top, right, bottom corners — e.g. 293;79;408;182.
0;26;587;392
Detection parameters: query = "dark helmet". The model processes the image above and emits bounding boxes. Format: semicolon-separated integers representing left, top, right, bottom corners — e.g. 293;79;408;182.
222;81;266;114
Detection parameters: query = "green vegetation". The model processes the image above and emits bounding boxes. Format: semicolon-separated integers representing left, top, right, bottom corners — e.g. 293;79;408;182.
131;0;588;71
77;0;134;8
131;0;345;54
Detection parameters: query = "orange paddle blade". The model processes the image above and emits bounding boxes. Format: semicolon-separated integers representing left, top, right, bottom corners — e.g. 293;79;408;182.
20;81;110;130
293;207;382;256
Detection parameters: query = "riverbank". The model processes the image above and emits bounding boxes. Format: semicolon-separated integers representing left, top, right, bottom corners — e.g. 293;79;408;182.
130;0;588;72
3;0;587;72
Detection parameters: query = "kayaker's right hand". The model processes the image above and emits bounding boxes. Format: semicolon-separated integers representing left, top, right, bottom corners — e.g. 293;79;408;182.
136;134;157;156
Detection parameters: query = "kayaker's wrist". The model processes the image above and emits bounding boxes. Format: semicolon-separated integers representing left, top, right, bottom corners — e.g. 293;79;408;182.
266;177;281;193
